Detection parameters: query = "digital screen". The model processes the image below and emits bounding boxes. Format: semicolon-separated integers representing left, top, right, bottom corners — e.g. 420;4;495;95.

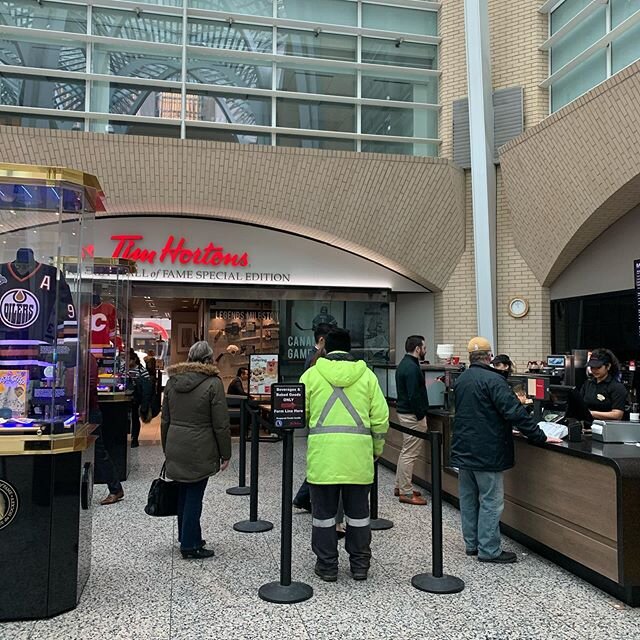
547;355;566;367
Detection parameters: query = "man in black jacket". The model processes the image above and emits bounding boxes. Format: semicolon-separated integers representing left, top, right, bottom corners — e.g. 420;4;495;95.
451;337;561;563
394;335;430;505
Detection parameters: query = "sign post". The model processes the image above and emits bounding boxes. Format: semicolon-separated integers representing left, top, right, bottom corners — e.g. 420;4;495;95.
259;383;313;604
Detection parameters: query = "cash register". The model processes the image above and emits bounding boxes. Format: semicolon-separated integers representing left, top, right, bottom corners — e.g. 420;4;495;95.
591;421;640;443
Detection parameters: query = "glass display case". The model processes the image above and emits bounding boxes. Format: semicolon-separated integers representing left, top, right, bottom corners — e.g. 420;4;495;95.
90;259;135;397
0;163;100;437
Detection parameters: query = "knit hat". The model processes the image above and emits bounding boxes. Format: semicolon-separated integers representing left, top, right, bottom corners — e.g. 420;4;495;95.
467;336;492;353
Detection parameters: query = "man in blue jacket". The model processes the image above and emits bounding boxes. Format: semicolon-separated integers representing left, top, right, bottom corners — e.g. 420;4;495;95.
450;337;561;563
394;335;429;505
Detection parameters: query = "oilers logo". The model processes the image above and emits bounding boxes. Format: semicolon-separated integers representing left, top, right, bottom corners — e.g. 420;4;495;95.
0;288;40;329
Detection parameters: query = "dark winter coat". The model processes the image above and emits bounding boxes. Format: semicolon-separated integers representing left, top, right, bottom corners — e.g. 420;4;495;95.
161;362;232;483
395;354;429;420
450;362;547;472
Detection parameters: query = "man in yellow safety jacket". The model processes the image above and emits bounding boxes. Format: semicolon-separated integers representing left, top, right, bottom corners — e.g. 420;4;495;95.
300;327;389;582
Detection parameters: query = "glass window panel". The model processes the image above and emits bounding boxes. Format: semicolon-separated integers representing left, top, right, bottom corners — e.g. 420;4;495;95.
0;73;85;110
0;111;83;130
186;56;272;88
551;0;593;33
93;8;183;44
90;81;181;117
361;140;438;156
276;97;355;132
134;0;183;6
551;6;606;73
90;120;181;137
611;21;640;72
551;49;607;111
276;134;355;151
362;38;437;69
185;90;271;125
188;0;270;14
0;37;86;72
0;0;86;32
93;45;181;81
188;18;272;52
362;73;438;103
361;105;437;138
277;0;357;26
362;4;437;37
186;126;271;144
612;0;640;26
278;29;357;62
276;63;356;96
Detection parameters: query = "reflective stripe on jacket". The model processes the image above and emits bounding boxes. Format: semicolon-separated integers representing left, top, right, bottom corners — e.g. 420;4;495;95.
300;353;389;485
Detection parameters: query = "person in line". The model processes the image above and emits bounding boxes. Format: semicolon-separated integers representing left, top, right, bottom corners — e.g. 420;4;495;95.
450;337;562;564
394;335;429;505
581;348;626;421
293;322;333;512
301;328;389;582
145;349;157;383
129;352;152;448
227;367;249;395
87;353;125;505
161;341;231;559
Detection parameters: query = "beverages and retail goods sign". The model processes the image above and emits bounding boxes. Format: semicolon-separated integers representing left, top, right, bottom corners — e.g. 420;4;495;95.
271;383;306;430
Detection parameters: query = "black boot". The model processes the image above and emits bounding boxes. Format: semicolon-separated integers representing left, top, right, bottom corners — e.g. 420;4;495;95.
181;547;215;559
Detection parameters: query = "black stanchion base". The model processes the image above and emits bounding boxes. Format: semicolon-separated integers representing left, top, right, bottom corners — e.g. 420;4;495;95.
226;486;251;496
233;519;274;533
370;518;394;531
411;573;465;594
258;581;313;604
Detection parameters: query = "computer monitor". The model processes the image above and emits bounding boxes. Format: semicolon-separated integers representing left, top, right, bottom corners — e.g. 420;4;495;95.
547;355;566;368
548;384;593;426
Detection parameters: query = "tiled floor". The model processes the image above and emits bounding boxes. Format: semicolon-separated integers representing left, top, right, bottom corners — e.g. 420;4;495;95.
3;434;640;640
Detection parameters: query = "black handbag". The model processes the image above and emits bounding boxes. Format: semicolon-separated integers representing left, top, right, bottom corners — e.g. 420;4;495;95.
144;463;179;517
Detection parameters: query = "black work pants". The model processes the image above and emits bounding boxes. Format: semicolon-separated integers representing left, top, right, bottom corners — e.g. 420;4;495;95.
309;484;371;574
93;423;122;495
131;401;141;442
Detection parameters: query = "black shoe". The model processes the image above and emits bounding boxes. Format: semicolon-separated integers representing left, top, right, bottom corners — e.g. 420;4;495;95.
181;547;215;559
478;551;517;564
314;567;337;582
131;439;139;448
336;529;346;540
466;549;478;556
351;570;368;581
293;500;312;513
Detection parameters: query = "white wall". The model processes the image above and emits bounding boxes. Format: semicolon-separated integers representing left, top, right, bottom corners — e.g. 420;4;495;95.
394;294;435;364
551;204;640;300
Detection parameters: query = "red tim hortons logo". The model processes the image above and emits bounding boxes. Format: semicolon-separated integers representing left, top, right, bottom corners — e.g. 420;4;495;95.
0;289;40;329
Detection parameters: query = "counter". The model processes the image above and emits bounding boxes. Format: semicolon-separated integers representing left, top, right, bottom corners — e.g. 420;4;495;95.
380;408;640;606
0;425;95;620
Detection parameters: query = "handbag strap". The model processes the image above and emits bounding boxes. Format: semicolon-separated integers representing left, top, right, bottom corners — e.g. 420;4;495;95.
160;461;167;479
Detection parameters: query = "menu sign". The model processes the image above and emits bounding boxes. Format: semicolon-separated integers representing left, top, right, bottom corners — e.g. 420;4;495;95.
271;384;306;430
249;354;278;396
635;259;640;337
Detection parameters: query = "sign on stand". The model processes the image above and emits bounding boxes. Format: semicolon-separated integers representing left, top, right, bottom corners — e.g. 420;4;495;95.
271;384;306;430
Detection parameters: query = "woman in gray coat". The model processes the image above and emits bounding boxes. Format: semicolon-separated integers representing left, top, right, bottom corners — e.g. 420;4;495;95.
161;341;232;559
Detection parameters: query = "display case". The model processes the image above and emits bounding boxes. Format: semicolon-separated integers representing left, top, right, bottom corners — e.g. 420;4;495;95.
0;164;99;441
0;163;102;622
90;259;135;398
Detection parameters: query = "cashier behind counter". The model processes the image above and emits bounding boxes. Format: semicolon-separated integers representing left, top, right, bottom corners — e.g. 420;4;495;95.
580;348;626;421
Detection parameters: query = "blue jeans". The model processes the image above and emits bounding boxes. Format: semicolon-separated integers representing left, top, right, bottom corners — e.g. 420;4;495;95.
177;478;209;551
458;469;504;559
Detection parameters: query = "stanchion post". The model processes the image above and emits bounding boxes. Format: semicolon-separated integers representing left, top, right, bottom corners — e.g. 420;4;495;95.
258;429;313;604
411;431;465;594
227;398;250;496
370;460;393;531
233;407;273;533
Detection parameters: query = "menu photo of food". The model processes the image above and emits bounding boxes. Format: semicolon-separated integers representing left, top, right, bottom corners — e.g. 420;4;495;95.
250;354;279;396
0;370;29;418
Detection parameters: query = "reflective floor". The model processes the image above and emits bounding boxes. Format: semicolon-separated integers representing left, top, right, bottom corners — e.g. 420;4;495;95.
3;435;640;640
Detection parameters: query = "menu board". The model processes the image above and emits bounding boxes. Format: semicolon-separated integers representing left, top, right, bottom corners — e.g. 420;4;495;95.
249;353;278;396
635;259;640;337
271;383;306;429
0;370;29;418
